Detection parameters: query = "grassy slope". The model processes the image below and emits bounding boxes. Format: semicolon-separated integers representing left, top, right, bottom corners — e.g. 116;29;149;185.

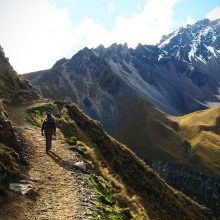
26;101;213;220
115;95;220;177
172;106;220;176
115;97;187;164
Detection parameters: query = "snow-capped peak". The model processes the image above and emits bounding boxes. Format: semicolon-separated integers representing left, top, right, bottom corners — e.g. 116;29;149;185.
158;19;220;63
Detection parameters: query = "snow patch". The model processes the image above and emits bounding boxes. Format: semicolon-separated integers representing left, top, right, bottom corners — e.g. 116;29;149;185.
158;54;163;61
159;31;178;48
206;45;217;58
195;55;207;64
188;42;197;61
200;26;212;37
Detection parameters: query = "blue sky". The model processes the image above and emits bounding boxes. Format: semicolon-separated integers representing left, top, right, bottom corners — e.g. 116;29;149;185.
174;0;220;23
0;0;220;73
51;0;220;29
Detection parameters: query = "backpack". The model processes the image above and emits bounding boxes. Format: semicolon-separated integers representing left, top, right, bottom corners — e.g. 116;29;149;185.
43;118;55;129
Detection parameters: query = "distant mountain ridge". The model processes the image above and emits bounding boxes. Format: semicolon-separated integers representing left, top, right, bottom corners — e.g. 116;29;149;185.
26;18;220;115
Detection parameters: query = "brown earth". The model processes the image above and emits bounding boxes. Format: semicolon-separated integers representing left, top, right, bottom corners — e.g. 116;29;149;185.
0;101;96;220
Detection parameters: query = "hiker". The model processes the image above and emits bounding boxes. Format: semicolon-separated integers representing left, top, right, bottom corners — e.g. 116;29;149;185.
41;113;56;154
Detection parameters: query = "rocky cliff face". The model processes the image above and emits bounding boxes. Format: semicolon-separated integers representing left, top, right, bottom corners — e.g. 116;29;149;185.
0;101;29;187
25;18;220;126
0;45;39;102
147;159;220;218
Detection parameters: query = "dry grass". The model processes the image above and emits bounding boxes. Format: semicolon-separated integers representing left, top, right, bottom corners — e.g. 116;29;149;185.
172;106;220;176
115;97;187;164
116;95;220;177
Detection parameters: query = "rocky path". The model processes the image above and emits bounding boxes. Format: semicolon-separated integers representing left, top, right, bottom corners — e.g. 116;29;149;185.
0;102;96;220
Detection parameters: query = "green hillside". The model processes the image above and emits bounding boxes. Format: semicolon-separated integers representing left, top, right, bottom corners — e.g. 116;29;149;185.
115;97;187;164
173;106;220;176
114;95;220;177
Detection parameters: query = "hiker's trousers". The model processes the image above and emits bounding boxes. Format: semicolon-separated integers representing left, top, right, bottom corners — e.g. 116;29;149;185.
44;129;54;152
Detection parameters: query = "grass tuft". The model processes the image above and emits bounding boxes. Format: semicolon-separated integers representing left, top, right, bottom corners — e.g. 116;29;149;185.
90;174;133;220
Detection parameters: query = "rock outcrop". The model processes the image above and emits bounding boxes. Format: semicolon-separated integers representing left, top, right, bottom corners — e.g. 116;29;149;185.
0;45;39;102
0;101;21;185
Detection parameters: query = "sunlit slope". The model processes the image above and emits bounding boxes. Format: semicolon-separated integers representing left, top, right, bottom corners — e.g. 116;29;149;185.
173;106;220;176
116;97;220;177
115;97;188;164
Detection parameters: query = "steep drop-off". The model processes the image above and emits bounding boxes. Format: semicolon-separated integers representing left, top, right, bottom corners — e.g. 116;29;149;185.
147;159;220;218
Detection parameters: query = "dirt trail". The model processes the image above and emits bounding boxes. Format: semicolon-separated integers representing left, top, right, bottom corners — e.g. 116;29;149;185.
0;102;96;220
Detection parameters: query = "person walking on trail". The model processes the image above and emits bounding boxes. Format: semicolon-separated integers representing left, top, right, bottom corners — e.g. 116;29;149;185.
41;113;56;154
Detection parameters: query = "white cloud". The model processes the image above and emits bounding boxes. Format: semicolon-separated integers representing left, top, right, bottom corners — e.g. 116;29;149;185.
0;0;78;73
75;17;110;47
76;0;179;48
111;0;179;47
206;7;220;21
0;0;179;73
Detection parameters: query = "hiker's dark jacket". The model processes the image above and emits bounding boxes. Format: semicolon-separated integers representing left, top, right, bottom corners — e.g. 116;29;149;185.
41;116;56;133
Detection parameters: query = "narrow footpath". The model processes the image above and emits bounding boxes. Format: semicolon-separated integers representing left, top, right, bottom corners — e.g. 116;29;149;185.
0;102;96;220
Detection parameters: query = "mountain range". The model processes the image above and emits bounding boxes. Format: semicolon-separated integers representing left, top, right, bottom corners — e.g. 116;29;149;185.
25;18;220;171
26;18;220;115
0;44;215;219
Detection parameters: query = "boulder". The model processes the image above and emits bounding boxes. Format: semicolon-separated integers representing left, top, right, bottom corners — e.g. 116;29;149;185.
74;161;87;171
9;182;33;195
